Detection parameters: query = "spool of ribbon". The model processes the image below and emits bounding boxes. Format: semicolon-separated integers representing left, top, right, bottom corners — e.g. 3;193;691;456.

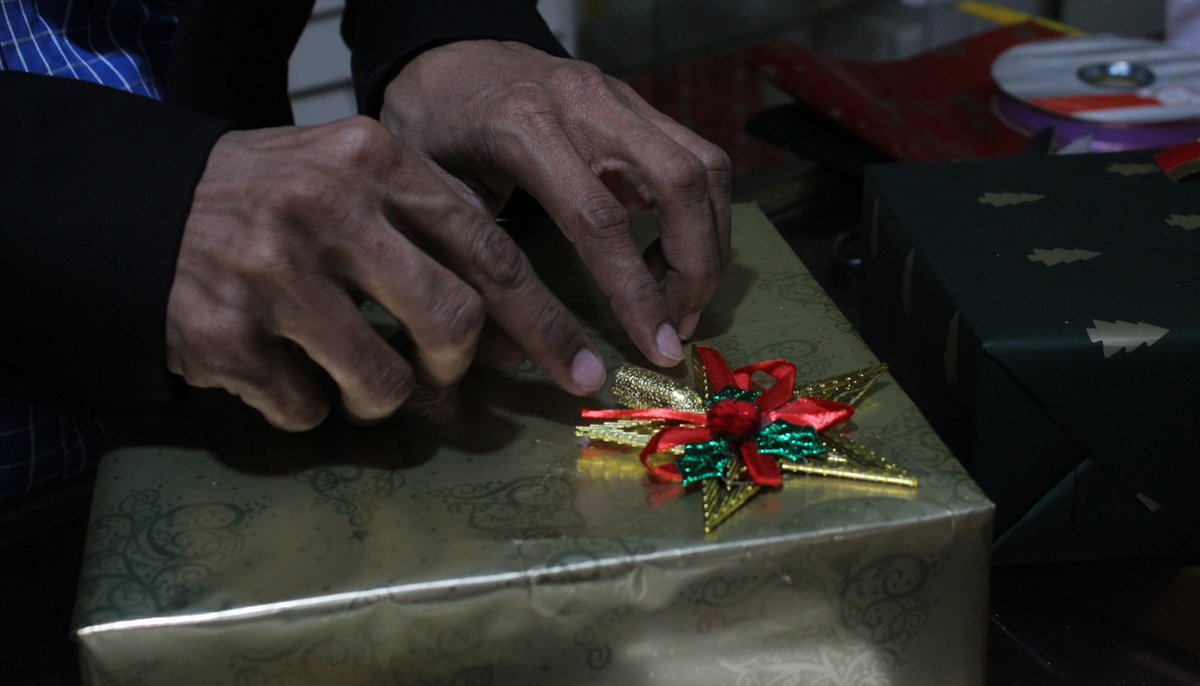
994;92;1200;153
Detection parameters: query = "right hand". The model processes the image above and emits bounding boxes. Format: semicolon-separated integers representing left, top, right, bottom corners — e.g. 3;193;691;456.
166;117;606;431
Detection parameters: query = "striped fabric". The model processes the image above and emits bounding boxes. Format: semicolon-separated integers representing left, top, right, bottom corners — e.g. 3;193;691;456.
0;0;180;99
0;0;181;502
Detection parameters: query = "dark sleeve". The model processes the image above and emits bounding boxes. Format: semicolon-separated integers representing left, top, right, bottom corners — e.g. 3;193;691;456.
341;0;569;118
0;71;230;416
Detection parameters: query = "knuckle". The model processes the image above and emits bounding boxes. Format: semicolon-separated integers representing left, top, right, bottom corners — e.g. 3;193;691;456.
500;84;556;130
469;228;528;291
241;232;299;282
175;312;272;388
431;284;486;344
277;398;329;432
716;244;731;272
266;167;338;216
525;296;578;358
700;144;733;178
694;254;724;286
661;151;709;200
363;359;414;415
554;61;607;96
328;116;391;163
186;303;256;351
578;201;630;241
612;272;660;304
605;74;637;98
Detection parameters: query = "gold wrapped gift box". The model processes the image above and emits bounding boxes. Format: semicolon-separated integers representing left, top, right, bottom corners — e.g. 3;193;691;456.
73;205;993;685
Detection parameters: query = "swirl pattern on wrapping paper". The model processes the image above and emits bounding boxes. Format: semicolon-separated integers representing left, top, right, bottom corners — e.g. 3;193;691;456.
571;624;614;671
704;338;750;368
76;490;258;627
439;474;583;540
233;637;357;685
231;625;496;686
686;575;776;635
495;490;660;568
295;465;404;535
517;536;656;570
404;385;458;424
687;575;758;607
678;552;936;683
756;271;856;335
91;659;162;686
568;604;635;672
721;647;893;686
855;408;986;505
234;653;494;686
693;567;900;686
750;338;833;381
840;554;931;647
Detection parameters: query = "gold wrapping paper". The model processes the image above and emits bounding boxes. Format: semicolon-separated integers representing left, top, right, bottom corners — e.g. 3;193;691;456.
73;205;994;686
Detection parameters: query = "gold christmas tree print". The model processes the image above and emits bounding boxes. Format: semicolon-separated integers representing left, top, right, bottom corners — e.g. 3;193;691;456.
577;346;917;533
978;192;1044;207
1086;320;1169;358
1027;248;1101;266
1166;214;1200;231
1106;163;1159;177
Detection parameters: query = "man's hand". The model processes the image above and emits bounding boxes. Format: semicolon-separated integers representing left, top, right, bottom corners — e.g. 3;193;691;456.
381;40;732;368
167;117;605;431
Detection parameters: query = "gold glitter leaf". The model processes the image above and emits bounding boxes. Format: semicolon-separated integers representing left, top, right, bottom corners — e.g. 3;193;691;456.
691;346;713;402
575;418;691;453
701;459;759;533
610;365;705;412
793;364;888;406
779;432;918;487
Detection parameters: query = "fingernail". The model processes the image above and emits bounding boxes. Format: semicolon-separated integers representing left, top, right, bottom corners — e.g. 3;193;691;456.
656;323;684;362
571;349;606;393
678;312;701;340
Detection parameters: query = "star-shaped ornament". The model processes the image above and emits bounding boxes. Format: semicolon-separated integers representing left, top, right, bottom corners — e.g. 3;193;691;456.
577;346;917;532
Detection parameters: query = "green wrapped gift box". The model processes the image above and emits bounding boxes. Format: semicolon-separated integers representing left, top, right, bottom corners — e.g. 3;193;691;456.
73;205;993;685
861;151;1200;564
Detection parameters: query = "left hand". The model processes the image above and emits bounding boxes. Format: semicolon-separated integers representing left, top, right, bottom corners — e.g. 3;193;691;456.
380;40;732;372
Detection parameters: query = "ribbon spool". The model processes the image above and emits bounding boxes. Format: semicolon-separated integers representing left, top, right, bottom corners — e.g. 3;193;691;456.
992;35;1200;151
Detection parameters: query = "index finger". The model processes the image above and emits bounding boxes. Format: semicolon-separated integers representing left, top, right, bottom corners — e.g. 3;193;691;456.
377;158;609;396
482;123;686;368
615;114;725;340
606;76;732;278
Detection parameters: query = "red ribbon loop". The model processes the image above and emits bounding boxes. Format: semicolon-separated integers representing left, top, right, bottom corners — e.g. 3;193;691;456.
581;408;706;423
767;397;855;432
741;441;782;487
639;426;713;481
697;346;737;391
696;347;798;413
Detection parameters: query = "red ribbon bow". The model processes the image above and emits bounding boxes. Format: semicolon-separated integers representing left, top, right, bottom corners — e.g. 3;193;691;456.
581;347;855;487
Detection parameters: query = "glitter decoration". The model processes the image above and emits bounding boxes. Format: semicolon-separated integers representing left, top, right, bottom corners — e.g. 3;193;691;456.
577;346;918;532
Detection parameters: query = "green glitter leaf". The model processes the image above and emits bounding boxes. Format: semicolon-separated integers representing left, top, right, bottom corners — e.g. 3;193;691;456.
710;386;760;404
756;420;825;462
677;439;733;485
